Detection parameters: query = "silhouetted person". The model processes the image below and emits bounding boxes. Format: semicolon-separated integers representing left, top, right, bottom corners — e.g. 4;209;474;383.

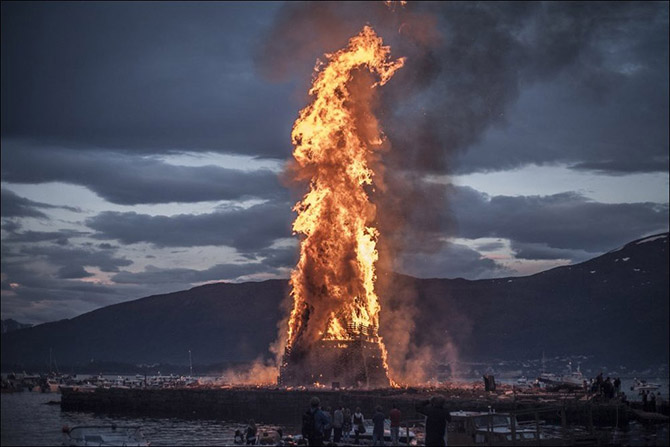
372;405;385;446
642;390;648;411
604;377;614;399
650;392;657;412
416;396;451;446
245;419;257;445
302;397;330;446
353;407;365;444
343;407;352;442
614;377;621;394
389;403;402;446
333;406;344;443
324;407;333;441
595;372;604;395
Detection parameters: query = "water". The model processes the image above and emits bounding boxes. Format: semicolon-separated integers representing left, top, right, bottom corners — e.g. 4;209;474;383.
1;392;287;446
3;388;668;446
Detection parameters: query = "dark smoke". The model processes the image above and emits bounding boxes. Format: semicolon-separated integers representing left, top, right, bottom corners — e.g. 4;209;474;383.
256;1;663;383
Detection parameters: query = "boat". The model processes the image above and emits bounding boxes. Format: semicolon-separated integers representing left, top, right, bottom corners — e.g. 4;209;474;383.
449;411;545;445
62;425;149;446
536;363;584;390
515;376;529;386
631;378;661;392
447;410;599;445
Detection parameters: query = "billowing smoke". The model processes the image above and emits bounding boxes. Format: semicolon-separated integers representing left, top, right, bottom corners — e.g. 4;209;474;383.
255;2;660;384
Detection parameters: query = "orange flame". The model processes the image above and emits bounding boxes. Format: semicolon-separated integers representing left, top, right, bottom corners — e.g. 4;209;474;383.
286;26;404;384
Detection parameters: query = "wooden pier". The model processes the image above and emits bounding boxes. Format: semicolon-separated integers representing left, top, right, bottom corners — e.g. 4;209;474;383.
60;386;636;429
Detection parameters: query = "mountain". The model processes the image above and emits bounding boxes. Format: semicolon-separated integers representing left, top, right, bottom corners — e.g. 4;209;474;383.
1;233;667;371
1;319;32;334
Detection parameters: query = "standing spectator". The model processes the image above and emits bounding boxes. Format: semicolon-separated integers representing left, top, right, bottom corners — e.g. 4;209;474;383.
245;419;257;445
302;396;331;446
343;407;352;442
416;396;451;447
389;403;402;446
372;405;386;446
650;392;657;413
642;390;648;411
333;406;344;442
353;407;365;445
324;407;333;442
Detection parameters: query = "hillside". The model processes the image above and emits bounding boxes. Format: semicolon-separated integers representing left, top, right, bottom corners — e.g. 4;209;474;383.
1;233;667;371
1;319;32;334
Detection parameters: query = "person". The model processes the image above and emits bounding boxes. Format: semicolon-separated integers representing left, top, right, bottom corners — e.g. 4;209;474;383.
416;396;451;447
233;429;245;445
650;391;657;412
614;377;621;394
245;419;257;445
324;406;333;442
343;407;352;442
353;407;365;445
372;405;385;446
302;396;331;446
333;406;344;443
595;372;604;395
604;377;614;399
389;403;401;446
641;390;648;411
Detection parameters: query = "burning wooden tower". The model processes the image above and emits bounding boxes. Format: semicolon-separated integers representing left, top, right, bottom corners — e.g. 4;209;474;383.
279;27;403;388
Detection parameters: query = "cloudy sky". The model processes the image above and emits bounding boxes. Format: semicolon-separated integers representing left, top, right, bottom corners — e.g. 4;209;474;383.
1;2;668;324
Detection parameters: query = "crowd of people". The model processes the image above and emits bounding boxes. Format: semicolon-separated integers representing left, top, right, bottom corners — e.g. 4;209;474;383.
587;373;622;399
300;395;451;446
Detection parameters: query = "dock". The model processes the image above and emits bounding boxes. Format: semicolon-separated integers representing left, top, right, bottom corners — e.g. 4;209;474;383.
60;386;636;429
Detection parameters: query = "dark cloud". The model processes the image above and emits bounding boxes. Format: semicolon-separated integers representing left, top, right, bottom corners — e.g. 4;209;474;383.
2;143;286;205
4;229;89;245
1;2;293;158
450;185;669;253
1;220;22;233
17;245;133;273
85;201;293;251
111;262;275;285
509;241;594;262
475;241;506;252
57;264;94;279
1;189;79;218
396;242;512;280
570;159;670;175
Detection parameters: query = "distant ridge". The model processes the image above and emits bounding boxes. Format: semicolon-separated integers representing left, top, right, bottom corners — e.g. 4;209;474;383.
1;319;32;334
1;233;667;370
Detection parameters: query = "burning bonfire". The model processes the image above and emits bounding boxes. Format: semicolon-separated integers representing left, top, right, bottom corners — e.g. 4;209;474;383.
279;26;404;388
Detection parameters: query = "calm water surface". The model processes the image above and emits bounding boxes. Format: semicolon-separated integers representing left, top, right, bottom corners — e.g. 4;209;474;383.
2;385;668;446
1;391;288;446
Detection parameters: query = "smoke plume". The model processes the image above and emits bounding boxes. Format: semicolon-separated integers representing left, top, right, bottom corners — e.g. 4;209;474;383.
255;2;657;384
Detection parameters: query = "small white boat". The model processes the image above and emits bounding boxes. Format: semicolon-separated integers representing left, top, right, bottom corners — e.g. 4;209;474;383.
537;363;584;389
631;378;661;392
62;425;149;446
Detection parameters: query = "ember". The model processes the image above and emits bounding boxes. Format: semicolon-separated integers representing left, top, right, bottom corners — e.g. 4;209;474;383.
280;26;404;388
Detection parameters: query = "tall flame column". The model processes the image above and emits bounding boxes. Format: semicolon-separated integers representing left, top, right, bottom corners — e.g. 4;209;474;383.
280;26;404;387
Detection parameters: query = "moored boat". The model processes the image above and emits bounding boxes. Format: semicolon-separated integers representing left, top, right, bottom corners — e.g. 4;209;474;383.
62;425;149;446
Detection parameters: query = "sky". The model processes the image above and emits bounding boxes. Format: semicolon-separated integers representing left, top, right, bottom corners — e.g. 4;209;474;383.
1;2;668;324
